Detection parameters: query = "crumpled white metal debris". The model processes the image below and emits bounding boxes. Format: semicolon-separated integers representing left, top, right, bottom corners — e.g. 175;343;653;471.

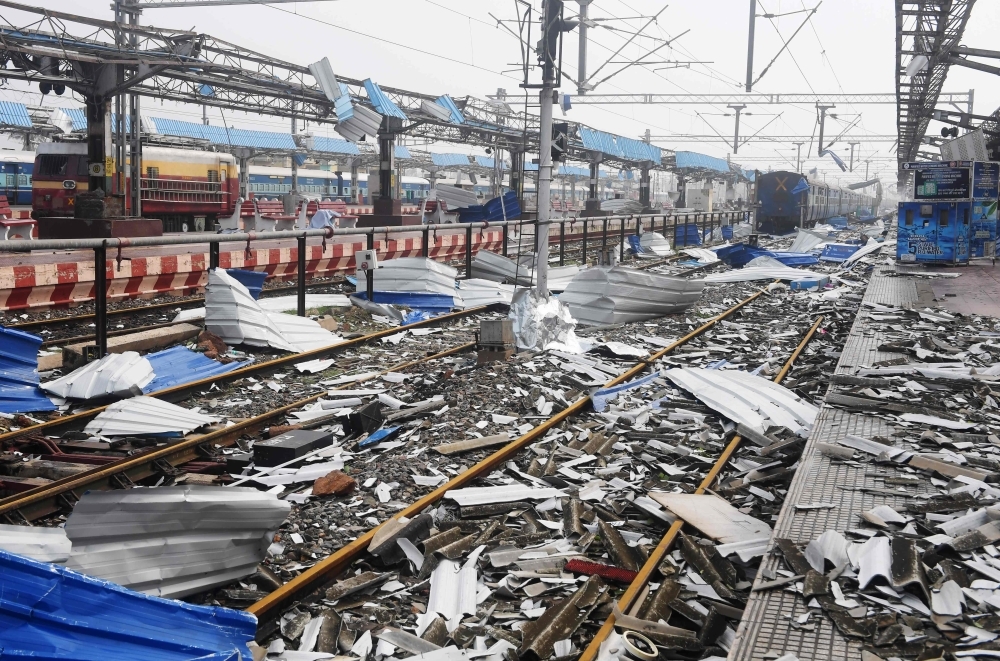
205;269;341;352
455;279;515;309
373;257;458;296
471;250;579;291
509;289;584;353
639;232;673;256
0;524;71;562
681;248;721;264
559;266;704;326
703;257;826;284
63;485;291;598
788;227;831;253
663;368;819;436
41;351;153;400
83;396;219;437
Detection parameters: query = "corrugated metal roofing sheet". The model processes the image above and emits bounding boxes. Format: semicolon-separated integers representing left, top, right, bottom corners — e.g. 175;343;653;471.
0;101;33;128
0;524;71;563
83;396;219;438
62;107;87;131
41;352;154;401
0;326;56;414
674;151;731;174
363;79;408;120
431;153;471;167
311;135;361;155
395;145;412;159
0;549;258;660
616;136;661;163
580;126;621;158
150;117;296;150
144;346;247;394
475;155;496;168
435;94;465;124
63;485;291;599
372;257;458;296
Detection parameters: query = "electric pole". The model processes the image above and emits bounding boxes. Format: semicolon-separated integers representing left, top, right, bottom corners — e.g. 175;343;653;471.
728;104;746;154
535;0;576;295
793;141;804;173
576;0;592;96
815;103;835;156
745;0;756;92
848;141;858;172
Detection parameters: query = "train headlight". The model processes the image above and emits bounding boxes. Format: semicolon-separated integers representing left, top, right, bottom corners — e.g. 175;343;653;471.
62;180;76;190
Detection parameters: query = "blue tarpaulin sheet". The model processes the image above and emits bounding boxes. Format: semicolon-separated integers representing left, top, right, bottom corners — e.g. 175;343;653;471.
226;269;267;300
0;548;257;660
0;326;56;414
628;234;643;254
144;346;248;394
715;244;819;268
827;216;849;229
591;371;661;412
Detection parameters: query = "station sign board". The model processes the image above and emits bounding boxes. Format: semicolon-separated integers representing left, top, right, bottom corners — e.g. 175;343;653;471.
903;161;973;200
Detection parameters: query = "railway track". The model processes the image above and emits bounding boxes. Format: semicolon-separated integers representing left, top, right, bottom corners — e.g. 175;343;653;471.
0;305;499;521
236;281;837;649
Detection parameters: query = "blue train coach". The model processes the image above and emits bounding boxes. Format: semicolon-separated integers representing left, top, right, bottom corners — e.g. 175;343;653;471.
755;170;875;235
0;150;34;205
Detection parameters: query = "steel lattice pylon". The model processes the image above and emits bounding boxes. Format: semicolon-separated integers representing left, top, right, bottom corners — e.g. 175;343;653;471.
896;0;977;187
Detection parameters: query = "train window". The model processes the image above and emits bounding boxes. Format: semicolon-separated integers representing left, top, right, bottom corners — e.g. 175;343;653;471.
18;174;26;186
76;157;89;177
207;170;219;183
5;175;13;187
146;167;159;179
38;154;69;177
905;209;913;226
939;209;949;227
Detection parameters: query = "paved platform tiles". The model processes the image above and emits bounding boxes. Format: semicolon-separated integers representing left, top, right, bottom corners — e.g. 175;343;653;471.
729;263;948;661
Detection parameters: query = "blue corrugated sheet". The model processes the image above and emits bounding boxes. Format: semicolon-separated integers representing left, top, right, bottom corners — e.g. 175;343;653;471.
0;326;56;414
580;127;621;158
63;108;132;133
227;269;267;299
311;136;361;155
524;162;539;171
0;101;33;128
458;191;521;223
363;80;408;120
144;346;248;394
351;291;455;314
673;224;703;247
715;244;819;268
674;151;731;174
827;216;849;229
334;83;355;122
475;155;496;168
431;153;471;167
435;95;465;124
616;136;661;163
150;117;296;150
395;145;412;159
0;549;257;660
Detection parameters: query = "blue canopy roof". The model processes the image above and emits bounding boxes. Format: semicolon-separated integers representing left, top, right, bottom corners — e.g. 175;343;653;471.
150;117;296;150
674;151;731;174
0;101;33;128
363;79;407;120
311;136;361;156
431;153;471;167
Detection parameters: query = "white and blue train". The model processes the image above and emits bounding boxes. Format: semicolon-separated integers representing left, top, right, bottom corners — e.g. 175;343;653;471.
246;167;499;203
0;150;34;205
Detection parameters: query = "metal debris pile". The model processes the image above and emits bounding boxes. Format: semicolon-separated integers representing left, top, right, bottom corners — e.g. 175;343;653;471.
759;301;1000;659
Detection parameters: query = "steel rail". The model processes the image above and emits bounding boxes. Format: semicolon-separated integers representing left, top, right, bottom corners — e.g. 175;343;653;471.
9;280;341;331
246;286;770;625
0;309;491;521
576;315;825;661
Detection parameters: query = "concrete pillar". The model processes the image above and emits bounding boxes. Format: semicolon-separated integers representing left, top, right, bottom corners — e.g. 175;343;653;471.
639;165;651;209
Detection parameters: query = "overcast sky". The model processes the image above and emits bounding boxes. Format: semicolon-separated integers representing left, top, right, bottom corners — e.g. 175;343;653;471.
3;0;999;186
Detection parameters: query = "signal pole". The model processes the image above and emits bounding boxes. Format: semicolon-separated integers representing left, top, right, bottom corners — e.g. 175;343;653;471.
793;141;804;173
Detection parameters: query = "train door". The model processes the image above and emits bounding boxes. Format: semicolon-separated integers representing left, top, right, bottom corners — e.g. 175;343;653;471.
2;161;17;203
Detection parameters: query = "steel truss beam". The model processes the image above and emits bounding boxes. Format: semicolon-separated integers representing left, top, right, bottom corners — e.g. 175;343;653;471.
0;0;671;171
895;0;976;178
566;92;971;105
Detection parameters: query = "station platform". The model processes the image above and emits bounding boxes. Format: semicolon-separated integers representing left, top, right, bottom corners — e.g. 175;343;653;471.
729;260;996;661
